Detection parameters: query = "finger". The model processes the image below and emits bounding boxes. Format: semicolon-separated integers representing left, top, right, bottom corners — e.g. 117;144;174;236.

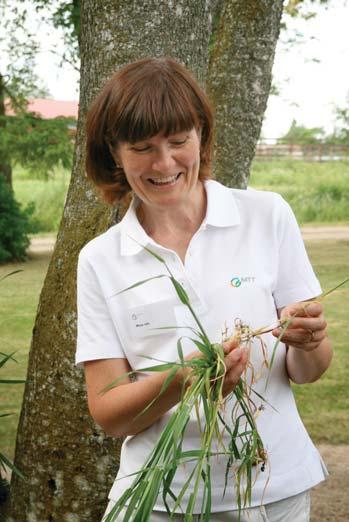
279;316;327;333
272;327;327;345
222;336;240;355
302;302;323;317
224;350;249;391
282;301;323;319
225;346;249;370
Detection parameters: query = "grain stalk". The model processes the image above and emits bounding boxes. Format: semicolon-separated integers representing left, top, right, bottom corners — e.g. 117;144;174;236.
103;249;266;521
103;248;348;521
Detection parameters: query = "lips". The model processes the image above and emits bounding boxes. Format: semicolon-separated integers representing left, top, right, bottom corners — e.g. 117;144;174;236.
148;173;182;185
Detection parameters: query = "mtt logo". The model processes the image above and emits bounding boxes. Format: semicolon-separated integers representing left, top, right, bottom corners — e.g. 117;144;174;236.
230;276;255;288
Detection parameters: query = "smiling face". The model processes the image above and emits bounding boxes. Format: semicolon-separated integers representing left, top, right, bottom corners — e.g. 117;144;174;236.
114;127;202;212
86;58;214;205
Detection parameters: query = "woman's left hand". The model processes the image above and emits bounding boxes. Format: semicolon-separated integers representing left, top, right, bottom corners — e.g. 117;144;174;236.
272;301;327;352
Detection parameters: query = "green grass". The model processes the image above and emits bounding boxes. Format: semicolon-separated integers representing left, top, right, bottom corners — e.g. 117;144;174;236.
0;251;51;460
13;165;70;233
293;240;349;444
250;160;349;224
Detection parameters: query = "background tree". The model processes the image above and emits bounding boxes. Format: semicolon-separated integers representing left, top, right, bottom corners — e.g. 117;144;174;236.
0;12;40;261
5;1;284;520
0;1;76;187
281;118;325;145
0;176;33;264
0;1;76;263
0;0;49;186
327;100;349;145
0;113;74;180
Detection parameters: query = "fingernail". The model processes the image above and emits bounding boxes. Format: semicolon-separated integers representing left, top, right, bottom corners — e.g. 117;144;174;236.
306;303;320;315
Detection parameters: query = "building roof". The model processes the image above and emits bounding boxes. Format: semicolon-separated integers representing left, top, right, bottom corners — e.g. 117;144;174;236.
6;99;78;119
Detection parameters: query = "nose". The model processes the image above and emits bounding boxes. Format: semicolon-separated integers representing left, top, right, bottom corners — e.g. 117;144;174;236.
151;145;177;174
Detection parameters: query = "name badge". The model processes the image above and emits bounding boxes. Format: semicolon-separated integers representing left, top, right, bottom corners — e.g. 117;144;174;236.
126;300;177;338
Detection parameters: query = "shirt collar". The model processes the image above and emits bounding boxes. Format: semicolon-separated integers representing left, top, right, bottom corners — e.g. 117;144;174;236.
203;179;240;228
119;197;156;256
119;179;240;256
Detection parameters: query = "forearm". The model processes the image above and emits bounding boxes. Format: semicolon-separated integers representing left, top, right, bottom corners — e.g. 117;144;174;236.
93;369;186;438
286;335;333;384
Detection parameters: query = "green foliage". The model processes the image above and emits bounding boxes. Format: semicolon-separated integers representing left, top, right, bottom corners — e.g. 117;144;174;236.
0;175;33;263
0;113;74;179
13;166;69;233
284;0;330;19
0;1;76;181
280;119;325;145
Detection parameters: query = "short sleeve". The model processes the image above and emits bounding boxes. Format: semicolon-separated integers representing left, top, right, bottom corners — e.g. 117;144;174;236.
273;197;322;309
75;249;126;367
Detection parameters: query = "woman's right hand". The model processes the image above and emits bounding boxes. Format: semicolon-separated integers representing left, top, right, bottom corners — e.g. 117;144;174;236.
183;337;249;397
221;337;249;397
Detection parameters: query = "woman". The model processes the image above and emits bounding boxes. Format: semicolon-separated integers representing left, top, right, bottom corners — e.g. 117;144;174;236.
76;57;332;521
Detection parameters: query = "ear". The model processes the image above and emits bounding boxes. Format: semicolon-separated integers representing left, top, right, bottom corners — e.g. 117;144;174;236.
196;127;204;157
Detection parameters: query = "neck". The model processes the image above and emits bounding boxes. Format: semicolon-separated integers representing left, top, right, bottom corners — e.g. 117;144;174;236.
137;181;207;239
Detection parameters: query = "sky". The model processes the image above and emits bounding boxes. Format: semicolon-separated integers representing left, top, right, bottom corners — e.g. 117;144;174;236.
4;0;349;139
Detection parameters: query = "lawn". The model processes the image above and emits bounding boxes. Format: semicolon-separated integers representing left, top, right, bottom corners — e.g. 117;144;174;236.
250;160;349;224
0;238;348;467
0;251;51;461
13;165;70;233
292;240;349;444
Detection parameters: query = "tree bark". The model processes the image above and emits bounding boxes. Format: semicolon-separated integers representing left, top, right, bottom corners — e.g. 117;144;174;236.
207;0;284;188
5;2;215;521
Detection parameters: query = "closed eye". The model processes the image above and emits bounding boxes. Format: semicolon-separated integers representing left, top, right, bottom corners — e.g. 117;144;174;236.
130;135;188;152
169;138;188;147
130;145;152;153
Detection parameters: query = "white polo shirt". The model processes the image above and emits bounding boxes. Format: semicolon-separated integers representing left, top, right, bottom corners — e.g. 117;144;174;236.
76;180;327;513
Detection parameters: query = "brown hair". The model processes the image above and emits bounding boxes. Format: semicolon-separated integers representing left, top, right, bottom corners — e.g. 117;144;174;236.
85;57;214;204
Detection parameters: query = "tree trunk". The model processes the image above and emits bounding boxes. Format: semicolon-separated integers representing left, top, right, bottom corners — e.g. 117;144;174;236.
5;2;216;521
0;73;13;187
207;0;284;188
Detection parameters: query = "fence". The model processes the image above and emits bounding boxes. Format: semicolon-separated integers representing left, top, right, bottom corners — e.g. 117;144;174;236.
255;140;349;161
